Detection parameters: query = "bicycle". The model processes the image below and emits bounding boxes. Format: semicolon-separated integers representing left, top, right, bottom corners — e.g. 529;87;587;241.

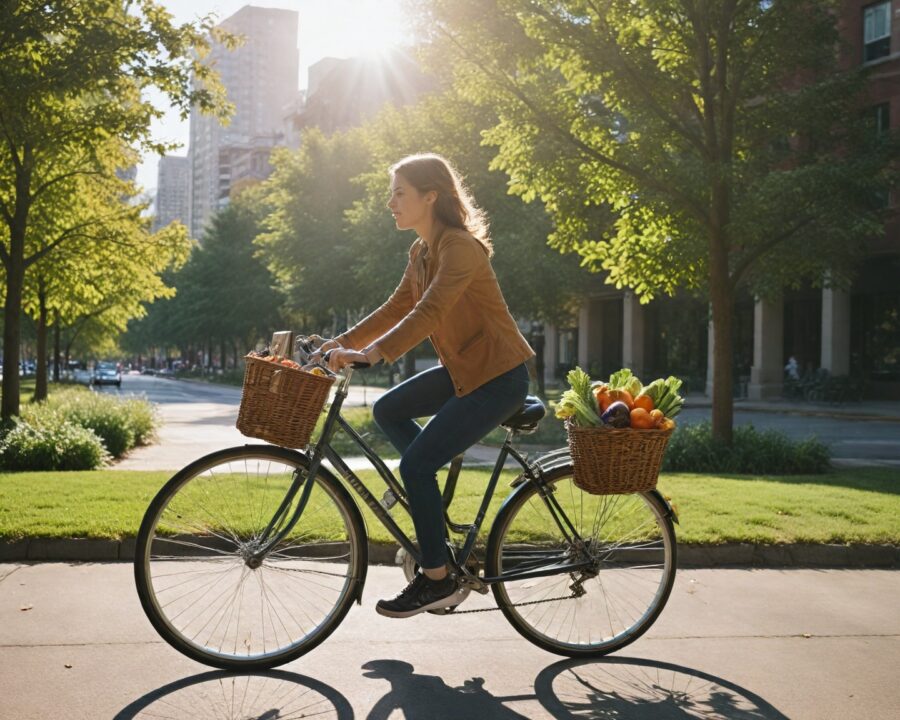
134;339;678;670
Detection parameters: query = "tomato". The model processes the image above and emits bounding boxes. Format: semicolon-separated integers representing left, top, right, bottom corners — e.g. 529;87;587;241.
633;395;654;412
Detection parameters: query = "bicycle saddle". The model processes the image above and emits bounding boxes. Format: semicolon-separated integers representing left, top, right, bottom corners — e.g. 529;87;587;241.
501;395;546;430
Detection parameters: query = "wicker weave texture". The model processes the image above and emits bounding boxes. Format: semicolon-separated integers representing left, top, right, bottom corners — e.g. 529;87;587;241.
236;356;335;448
566;422;674;494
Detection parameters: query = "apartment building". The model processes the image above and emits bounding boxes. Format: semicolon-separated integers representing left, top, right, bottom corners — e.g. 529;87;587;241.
152;155;190;232
189;5;299;239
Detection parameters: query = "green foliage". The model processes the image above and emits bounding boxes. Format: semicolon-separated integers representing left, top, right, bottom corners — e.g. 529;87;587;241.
258;130;373;330
662;422;831;475
0;419;109;471
418;0;895;298
125;193;284;357
0;0;232;418
22;388;158;458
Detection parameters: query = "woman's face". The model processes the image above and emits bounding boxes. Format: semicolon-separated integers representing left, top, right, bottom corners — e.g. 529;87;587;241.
387;173;435;232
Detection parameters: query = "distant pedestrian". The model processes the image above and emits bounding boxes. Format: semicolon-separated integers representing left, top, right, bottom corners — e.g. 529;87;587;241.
784;356;799;381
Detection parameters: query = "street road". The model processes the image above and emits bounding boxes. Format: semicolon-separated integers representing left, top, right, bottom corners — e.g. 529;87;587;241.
100;373;387;471
99;374;900;471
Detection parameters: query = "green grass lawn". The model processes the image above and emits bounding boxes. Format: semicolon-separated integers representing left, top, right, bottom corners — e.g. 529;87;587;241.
0;467;897;546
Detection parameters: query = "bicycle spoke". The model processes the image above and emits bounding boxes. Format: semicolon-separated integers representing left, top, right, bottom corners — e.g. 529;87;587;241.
490;469;675;656
136;448;362;668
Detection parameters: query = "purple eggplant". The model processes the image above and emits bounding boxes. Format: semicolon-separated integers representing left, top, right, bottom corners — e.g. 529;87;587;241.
601;401;631;428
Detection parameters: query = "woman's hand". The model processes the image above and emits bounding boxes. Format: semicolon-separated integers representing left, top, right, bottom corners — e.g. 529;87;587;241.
326;348;369;373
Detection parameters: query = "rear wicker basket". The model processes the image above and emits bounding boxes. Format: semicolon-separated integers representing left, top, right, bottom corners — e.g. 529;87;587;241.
566;421;674;495
236;355;335;449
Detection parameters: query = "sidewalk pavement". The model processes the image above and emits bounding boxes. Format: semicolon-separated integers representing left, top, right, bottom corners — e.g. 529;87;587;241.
1;562;898;719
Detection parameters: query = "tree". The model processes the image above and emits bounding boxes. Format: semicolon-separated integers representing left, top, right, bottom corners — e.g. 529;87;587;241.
415;0;897;441
0;0;232;418
257;129;373;331
20;141;189;400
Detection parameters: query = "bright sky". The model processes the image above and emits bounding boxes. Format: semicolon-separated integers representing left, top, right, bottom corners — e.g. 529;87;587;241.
139;0;414;191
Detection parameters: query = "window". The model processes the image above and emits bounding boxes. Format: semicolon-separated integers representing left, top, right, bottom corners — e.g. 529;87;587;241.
864;2;891;63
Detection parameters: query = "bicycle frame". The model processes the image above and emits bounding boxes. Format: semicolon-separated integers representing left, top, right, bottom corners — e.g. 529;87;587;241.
251;367;594;585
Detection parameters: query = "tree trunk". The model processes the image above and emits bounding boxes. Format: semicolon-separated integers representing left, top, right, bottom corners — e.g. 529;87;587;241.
709;226;734;444
33;285;48;402
53;312;61;382
2;257;25;421
2;158;31;420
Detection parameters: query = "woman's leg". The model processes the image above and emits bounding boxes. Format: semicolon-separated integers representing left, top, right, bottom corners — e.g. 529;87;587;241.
398;363;531;571
371;365;456;455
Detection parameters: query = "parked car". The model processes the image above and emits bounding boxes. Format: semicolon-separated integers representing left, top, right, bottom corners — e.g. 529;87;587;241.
92;362;121;387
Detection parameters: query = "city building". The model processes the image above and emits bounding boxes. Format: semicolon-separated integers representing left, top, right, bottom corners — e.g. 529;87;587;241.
288;49;433;136
189;5;299;238
539;1;900;399
152;155;190;232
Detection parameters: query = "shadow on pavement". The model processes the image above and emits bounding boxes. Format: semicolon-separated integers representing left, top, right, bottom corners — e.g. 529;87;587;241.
534;656;789;719
112;668;353;720
362;659;532;719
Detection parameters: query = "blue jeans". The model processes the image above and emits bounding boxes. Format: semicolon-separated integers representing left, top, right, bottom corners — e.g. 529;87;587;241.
372;363;530;569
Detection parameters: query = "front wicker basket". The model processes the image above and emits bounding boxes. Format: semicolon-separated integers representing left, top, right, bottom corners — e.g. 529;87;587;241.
566;421;674;495
236;355;335;449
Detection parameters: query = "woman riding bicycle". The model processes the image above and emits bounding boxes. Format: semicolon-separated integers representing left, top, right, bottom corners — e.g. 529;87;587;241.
320;153;535;618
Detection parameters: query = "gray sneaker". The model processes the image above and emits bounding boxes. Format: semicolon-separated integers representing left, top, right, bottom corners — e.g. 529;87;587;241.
376;573;460;618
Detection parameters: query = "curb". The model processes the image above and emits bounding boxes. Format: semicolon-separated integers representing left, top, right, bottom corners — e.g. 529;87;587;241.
2;539;898;568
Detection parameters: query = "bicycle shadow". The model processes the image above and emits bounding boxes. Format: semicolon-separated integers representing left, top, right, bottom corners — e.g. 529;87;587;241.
362;659;533;720
534;656;790;719
112;668;353;720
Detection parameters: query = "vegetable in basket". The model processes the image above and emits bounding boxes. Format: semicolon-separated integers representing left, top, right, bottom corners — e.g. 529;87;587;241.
555;367;601;426
637;376;684;418
601;401;631;428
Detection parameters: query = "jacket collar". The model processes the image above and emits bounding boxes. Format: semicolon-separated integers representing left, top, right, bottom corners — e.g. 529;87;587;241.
420;221;448;255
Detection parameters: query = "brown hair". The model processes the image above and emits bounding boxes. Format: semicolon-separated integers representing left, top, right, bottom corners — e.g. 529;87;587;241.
390;153;493;256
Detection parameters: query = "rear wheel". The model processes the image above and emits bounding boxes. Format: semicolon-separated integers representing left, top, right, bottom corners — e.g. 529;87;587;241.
486;464;676;656
134;445;366;669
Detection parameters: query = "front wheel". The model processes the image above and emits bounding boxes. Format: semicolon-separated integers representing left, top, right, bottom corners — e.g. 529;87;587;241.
134;445;367;670
486;464;676;657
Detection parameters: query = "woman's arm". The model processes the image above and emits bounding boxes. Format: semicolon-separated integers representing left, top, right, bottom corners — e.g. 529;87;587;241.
334;253;416;350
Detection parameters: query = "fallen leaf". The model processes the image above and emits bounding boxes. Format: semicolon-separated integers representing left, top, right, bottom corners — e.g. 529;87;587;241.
20;605;33;611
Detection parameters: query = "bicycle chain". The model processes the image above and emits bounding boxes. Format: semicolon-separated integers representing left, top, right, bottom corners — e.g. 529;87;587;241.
450;593;579;614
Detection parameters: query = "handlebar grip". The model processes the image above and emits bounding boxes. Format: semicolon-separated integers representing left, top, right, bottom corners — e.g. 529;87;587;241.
350;361;371;369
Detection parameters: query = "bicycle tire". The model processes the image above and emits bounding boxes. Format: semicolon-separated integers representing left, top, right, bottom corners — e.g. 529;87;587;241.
134;445;367;670
485;463;676;657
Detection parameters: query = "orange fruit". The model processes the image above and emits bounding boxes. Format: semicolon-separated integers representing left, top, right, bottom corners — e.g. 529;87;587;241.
630;407;655;429
608;389;634;410
634;394;654;412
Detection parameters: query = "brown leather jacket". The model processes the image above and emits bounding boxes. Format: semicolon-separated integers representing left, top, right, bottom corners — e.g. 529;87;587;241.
335;227;534;397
